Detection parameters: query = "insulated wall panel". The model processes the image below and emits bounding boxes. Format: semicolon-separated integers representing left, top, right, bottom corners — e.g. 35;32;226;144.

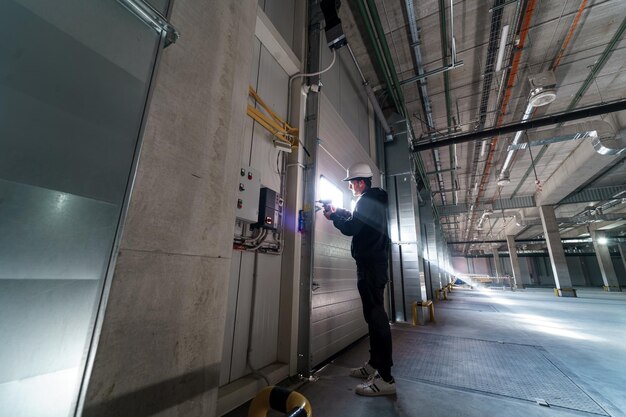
222;35;288;385
387;174;427;323
310;93;376;367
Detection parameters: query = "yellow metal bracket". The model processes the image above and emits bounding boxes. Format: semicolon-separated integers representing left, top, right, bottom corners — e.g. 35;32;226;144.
247;86;299;151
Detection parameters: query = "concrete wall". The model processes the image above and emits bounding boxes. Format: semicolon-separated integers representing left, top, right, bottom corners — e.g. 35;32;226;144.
452;254;623;288
82;1;257;417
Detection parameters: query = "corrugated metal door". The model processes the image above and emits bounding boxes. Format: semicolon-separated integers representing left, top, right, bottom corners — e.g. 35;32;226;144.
310;94;379;367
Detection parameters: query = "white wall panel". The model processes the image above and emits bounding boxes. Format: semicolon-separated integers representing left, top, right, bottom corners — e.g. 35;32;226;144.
248;253;282;368
226;251;255;382
240;38;261;167
220;251;243;386
250;46;288;192
222;35;288;386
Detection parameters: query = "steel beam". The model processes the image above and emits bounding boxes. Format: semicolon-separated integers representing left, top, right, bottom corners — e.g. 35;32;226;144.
412;99;626;151
560;185;626;204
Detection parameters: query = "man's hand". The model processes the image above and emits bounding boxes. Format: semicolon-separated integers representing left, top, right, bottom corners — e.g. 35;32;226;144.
323;204;336;220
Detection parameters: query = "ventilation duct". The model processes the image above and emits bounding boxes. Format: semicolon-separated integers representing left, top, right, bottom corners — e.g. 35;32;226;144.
497;71;556;185
592;128;626;156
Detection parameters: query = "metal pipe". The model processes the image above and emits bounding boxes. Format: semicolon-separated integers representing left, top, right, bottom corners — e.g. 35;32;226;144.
461;0;510;252
346;44;392;137
413;99;626;151
354;0;403;115
497;101;535;183
399;62;464;85
404;0;445;204
439;0;457;206
366;0;406;111
357;0;434;197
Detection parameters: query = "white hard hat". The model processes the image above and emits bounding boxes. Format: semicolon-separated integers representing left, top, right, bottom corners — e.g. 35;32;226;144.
343;162;373;181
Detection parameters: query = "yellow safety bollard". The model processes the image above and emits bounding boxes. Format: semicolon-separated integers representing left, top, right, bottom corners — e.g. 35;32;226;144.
248;386;312;417
411;300;435;325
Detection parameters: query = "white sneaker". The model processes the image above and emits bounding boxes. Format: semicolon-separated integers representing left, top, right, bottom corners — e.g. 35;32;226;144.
355;372;396;397
349;362;376;379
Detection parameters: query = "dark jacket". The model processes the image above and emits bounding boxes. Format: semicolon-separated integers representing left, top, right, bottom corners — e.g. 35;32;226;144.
330;187;390;262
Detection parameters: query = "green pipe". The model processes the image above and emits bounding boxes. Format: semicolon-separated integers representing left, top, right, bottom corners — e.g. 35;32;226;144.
567;16;626;112
365;0;406;111
439;0;456;205
354;0;402;114
510;16;626;199
357;0;433;195
439;0;453;132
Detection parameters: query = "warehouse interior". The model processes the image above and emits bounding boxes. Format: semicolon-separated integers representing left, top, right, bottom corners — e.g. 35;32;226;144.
0;0;625;416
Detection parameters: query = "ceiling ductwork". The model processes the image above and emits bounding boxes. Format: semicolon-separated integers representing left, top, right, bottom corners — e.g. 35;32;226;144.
497;71;556;186
592;128;626;156
536;119;626;207
527;72;557;107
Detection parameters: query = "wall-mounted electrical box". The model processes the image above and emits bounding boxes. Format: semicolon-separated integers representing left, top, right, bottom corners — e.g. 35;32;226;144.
253;187;283;230
235;166;261;223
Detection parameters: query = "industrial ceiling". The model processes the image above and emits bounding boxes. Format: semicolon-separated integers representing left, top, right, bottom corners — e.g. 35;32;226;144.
338;0;626;255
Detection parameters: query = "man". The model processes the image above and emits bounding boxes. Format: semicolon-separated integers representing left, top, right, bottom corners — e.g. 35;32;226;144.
323;162;395;396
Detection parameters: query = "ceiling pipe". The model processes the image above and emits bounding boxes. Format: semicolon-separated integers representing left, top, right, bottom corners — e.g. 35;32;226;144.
461;0;509;252
364;0;407;114
354;0;402;116
345;44;393;141
403;0;446;205
496;101;535;185
476;209;494;230
356;0;437;204
468;0;536;224
496;71;556;185
439;0;458;206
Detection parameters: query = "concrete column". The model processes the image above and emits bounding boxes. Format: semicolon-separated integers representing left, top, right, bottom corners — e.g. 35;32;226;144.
492;247;503;277
538;205;576;297
619;243;626;278
82;1;258;416
590;230;622;292
506;235;524;289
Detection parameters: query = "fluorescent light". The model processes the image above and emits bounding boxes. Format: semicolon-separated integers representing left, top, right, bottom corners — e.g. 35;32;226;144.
597;237;608;245
495;25;509;72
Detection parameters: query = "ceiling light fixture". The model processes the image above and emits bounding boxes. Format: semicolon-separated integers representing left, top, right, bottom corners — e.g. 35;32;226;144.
495;25;509;73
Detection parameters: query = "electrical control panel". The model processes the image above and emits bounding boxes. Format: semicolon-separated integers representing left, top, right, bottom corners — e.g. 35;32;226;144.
235;166;261;223
253;187;283;230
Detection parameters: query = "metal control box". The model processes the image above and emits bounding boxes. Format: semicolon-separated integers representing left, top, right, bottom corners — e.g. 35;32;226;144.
253;187;283;230
235;166;261;223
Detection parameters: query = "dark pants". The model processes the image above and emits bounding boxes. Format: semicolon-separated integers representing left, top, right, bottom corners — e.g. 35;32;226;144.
356;260;393;373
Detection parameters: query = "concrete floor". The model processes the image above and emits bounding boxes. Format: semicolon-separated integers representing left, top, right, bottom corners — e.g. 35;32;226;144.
225;287;626;417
